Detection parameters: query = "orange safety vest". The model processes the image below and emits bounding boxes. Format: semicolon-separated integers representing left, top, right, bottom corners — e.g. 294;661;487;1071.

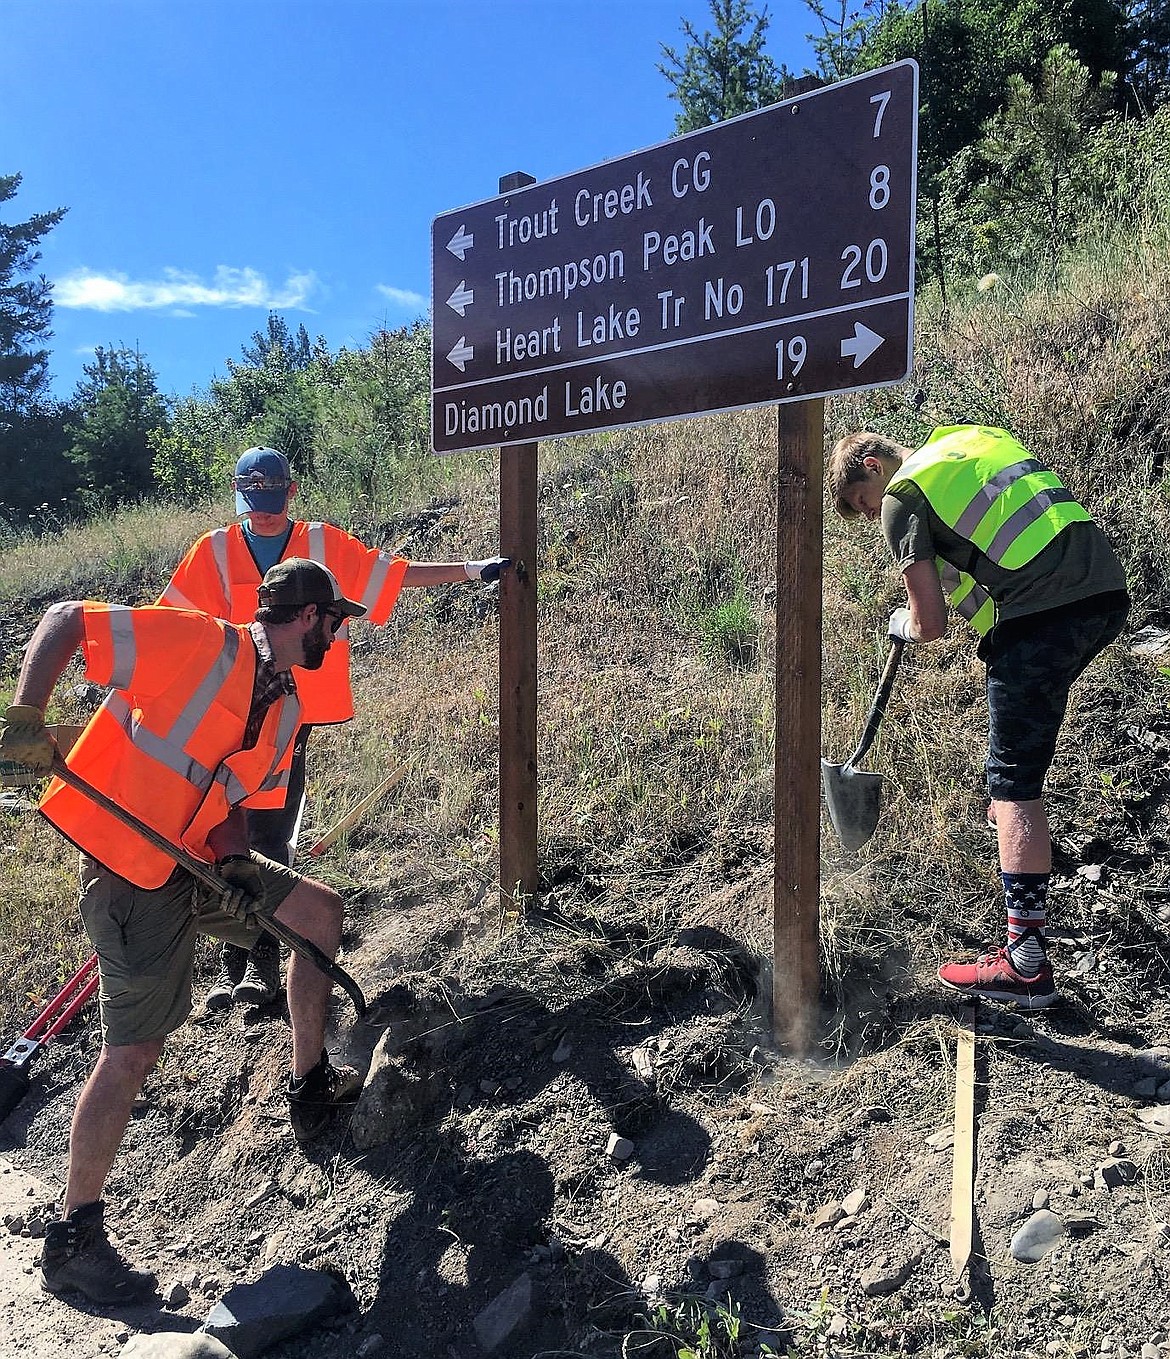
40;605;301;889
159;521;408;724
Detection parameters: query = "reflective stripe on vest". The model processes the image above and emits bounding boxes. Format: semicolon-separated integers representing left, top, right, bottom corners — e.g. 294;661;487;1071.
889;426;1090;636
40;609;299;889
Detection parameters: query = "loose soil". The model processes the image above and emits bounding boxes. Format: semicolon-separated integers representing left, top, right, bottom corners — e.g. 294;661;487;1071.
2;809;1169;1359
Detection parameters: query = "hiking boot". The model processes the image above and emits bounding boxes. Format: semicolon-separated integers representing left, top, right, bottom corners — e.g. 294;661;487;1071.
232;936;281;1006
205;943;248;1012
39;1201;157;1306
938;946;1057;1009
287;1049;363;1142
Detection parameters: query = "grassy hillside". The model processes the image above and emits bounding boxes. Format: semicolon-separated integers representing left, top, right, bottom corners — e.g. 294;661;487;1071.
1;219;1168;1045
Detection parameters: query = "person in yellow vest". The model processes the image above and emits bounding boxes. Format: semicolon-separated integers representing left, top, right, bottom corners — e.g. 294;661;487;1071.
160;446;510;1011
827;425;1129;1009
0;559;371;1306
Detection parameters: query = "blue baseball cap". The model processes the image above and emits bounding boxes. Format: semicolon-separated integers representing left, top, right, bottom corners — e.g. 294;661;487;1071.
233;447;293;516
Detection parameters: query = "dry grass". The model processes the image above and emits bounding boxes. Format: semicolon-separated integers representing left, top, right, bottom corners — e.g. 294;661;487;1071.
1;213;1168;1046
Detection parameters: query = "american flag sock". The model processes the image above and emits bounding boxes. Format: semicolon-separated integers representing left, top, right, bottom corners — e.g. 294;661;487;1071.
1003;872;1049;976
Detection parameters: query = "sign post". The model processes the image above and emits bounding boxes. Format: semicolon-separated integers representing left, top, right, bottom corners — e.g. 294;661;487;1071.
497;170;540;912
431;62;918;1048
774;398;825;1053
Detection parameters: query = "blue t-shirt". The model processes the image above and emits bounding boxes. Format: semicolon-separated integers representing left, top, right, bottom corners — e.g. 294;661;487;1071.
242;521;294;576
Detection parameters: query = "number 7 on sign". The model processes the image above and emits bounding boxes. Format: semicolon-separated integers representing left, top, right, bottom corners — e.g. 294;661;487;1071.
870;90;891;137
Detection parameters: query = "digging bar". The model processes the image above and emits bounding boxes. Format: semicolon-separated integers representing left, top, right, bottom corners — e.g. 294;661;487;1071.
820;638;905;851
47;755;369;1020
0;954;100;1125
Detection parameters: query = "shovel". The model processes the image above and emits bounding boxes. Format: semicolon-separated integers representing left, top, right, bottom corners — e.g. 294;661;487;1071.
821;638;905;851
47;755;371;1020
0;955;100;1126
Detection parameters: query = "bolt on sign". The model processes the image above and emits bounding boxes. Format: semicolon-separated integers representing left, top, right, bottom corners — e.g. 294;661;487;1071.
431;60;918;454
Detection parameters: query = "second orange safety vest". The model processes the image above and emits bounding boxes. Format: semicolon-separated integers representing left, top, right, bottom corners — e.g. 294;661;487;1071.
159;521;408;724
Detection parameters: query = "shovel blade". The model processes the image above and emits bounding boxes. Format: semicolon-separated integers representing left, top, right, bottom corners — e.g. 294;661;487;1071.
820;759;884;851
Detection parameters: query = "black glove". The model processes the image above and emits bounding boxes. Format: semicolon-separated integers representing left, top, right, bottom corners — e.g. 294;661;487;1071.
464;557;512;584
217;855;267;923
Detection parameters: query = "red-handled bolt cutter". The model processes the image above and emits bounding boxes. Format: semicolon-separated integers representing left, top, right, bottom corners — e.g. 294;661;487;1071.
0;954;99;1125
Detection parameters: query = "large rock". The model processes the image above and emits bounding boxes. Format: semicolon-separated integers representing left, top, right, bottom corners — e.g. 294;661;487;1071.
121;1338;234;1359
1010;1210;1064;1262
200;1264;351;1359
350;1027;437;1151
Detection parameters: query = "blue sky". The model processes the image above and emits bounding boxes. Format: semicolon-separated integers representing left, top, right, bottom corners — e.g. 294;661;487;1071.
7;0;817;403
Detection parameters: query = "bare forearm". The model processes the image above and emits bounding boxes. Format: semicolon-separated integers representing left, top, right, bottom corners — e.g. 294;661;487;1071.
12;602;85;711
402;562;472;588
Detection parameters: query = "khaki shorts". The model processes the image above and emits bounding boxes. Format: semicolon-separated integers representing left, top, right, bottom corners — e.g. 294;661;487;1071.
78;852;302;1047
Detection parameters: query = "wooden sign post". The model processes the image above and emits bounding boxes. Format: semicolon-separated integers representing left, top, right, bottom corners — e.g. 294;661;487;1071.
497;171;540;911
773;399;825;1053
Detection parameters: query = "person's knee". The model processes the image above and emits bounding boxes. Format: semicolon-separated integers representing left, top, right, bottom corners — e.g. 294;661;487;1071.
99;1039;163;1087
276;880;343;952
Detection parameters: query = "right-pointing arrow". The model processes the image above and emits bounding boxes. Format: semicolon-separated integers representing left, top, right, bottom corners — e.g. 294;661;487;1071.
447;336;474;372
447;224;474;261
446;281;474;316
841;322;885;368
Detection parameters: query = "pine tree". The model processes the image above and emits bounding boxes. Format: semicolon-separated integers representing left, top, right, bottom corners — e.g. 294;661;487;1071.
67;346;169;506
659;0;790;133
0;173;72;523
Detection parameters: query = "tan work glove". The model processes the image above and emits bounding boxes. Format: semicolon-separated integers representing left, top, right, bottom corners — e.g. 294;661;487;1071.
0;705;57;773
216;854;267;924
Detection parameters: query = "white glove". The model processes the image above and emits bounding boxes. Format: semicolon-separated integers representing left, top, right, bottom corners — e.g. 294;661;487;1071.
888;607;915;642
463;557;512;583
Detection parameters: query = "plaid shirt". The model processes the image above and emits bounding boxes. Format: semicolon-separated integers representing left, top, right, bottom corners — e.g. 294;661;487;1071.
243;623;297;750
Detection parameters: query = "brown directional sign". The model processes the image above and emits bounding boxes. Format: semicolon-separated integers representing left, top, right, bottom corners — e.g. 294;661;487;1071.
431;60;917;453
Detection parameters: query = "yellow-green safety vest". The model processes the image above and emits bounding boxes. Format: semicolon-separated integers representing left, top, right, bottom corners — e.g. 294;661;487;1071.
887;426;1091;636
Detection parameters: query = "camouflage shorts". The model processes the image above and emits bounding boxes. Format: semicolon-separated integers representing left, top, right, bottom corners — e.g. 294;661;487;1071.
983;593;1129;801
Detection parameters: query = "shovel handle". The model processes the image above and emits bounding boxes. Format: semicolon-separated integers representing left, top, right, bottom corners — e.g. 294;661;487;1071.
48;756;368;1019
844;638;905;771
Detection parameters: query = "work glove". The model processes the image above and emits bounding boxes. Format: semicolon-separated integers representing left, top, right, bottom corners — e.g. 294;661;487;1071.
0;704;56;773
887;607;915;642
216;854;267;924
463;557;512;583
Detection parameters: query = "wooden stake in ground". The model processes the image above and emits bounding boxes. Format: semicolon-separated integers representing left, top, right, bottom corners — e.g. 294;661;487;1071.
950;1000;978;1286
305;763;408;859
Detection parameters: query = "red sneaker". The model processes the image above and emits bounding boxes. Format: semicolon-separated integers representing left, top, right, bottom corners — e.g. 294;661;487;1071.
937;947;1057;1009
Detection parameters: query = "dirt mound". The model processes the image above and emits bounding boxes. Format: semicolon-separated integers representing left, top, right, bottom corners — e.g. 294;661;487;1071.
3;823;1170;1359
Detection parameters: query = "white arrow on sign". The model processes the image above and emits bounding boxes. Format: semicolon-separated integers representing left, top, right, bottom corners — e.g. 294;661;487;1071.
447;336;474;372
841;322;885;368
446;281;474;316
446;225;474;261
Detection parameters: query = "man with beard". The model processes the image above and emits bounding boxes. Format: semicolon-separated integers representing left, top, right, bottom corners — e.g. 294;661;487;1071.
0;559;365;1305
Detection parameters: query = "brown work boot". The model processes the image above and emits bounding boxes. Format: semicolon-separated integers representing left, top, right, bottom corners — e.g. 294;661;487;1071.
232;935;281;1006
39;1201;158;1305
205;942;248;1012
287;1049;363;1142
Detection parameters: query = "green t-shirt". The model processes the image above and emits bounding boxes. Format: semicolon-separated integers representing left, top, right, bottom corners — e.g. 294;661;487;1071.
881;479;1127;623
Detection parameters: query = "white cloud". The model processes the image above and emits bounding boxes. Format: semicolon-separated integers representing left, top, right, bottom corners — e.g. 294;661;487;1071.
54;266;319;312
376;284;427;309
